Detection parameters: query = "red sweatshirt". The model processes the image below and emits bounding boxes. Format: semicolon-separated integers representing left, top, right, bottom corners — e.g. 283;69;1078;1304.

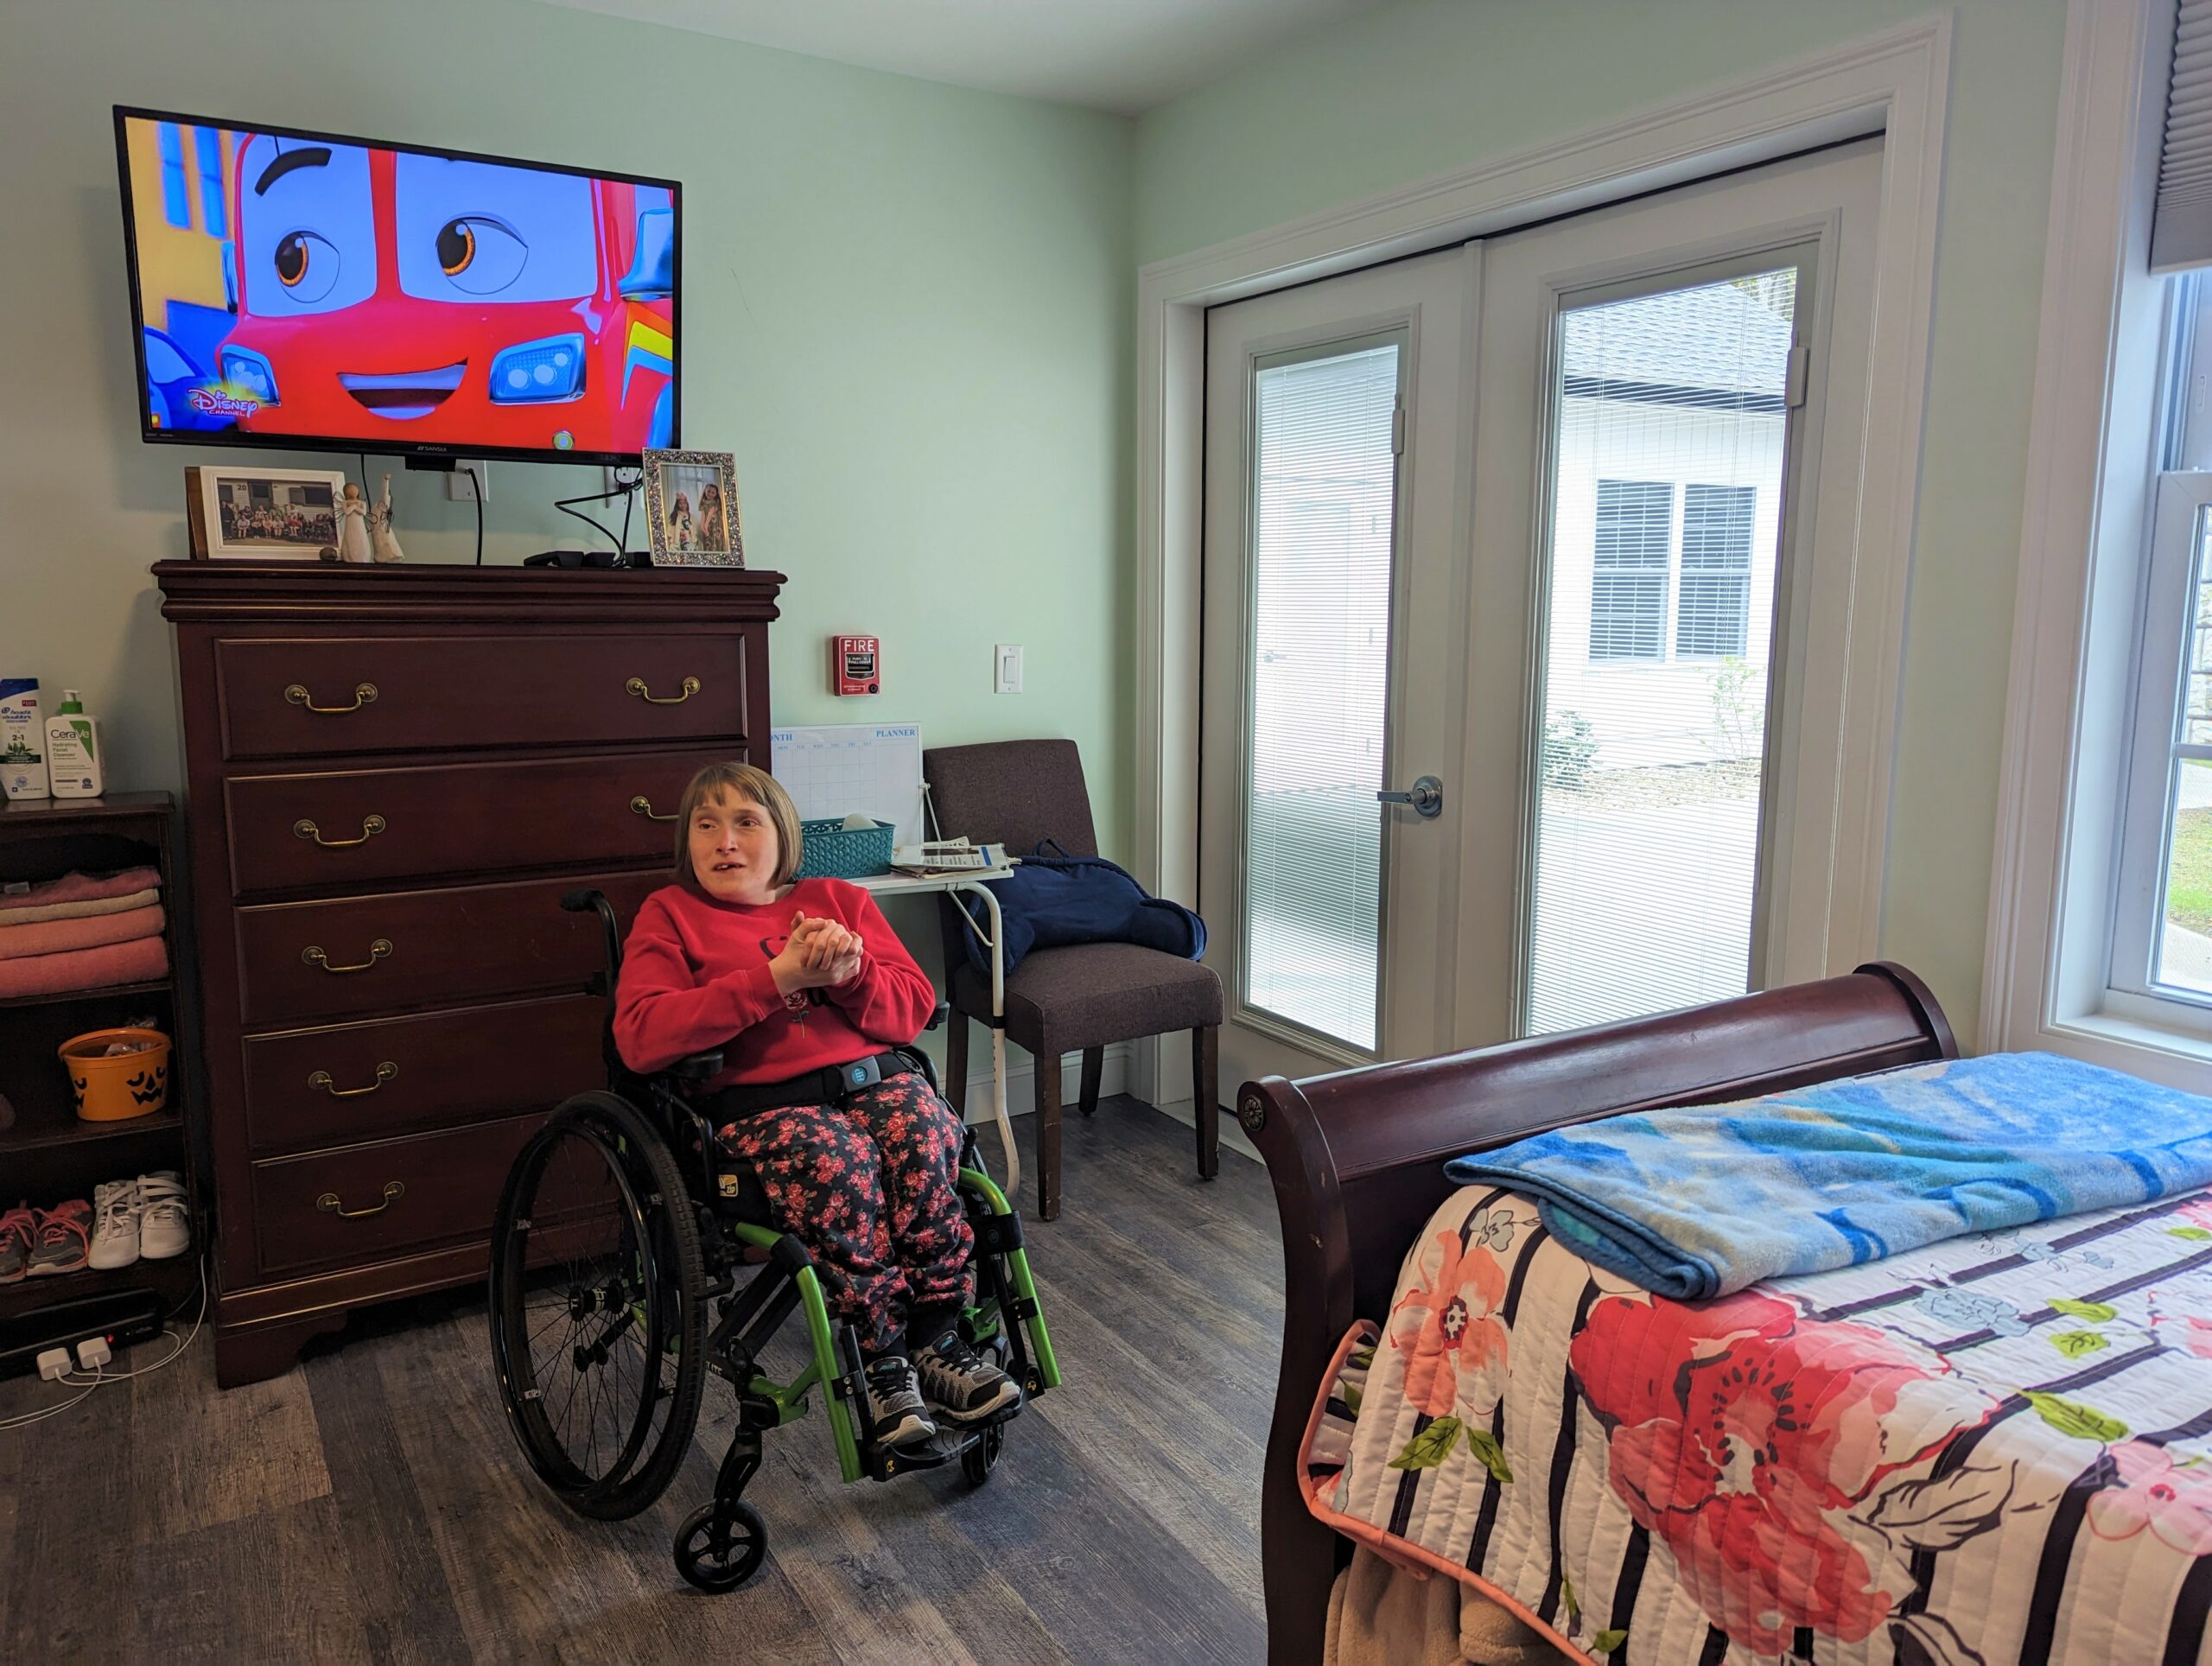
613;878;938;1088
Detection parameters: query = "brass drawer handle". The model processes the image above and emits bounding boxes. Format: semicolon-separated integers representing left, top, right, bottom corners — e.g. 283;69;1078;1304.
630;795;677;823
286;681;378;714
317;1180;404;1219
302;938;392;974
296;814;387;847
308;1060;398;1097
626;675;701;705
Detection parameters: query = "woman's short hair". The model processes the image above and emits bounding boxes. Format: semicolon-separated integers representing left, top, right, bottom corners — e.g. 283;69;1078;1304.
672;761;803;890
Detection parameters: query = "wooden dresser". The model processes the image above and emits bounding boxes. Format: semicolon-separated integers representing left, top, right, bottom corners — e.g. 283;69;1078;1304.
155;562;781;1386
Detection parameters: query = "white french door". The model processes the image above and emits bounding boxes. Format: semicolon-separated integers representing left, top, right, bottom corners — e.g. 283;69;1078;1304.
1200;249;1471;1091
1198;141;1881;1088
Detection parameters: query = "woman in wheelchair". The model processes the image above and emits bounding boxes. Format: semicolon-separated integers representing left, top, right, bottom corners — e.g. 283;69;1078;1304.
486;761;1056;1593
612;760;1020;1445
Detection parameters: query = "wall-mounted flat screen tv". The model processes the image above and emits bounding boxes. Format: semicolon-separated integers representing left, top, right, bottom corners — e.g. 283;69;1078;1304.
114;106;680;467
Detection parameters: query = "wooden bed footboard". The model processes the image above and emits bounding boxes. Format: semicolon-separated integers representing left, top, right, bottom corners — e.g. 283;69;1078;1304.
1239;962;1956;1663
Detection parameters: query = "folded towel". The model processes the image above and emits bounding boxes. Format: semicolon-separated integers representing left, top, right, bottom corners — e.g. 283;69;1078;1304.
0;867;160;918
1443;1052;2212;1300
0;904;164;961
0;933;168;999
0;887;160;927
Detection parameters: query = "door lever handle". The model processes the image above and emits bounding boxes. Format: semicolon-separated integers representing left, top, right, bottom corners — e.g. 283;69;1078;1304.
1376;775;1445;818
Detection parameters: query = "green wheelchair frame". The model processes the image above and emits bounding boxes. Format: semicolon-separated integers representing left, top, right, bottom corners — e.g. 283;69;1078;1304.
486;889;1059;1593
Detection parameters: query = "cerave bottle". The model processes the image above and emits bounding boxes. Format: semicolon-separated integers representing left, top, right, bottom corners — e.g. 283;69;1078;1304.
45;690;103;798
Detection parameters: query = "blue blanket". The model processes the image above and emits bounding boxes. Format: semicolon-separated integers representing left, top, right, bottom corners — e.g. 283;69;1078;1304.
1442;1052;2212;1300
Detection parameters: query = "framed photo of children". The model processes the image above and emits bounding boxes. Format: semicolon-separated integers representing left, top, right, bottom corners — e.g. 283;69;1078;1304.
642;449;744;568
183;464;350;561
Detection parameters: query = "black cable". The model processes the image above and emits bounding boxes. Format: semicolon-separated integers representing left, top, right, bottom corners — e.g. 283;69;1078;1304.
553;468;644;561
464;466;484;565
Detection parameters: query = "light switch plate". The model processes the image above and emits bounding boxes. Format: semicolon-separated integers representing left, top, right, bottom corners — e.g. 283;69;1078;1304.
995;644;1023;695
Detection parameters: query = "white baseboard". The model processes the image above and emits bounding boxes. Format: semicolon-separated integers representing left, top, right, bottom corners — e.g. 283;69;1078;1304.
951;1040;1259;1167
1145;1092;1261;1165
957;1040;1134;1127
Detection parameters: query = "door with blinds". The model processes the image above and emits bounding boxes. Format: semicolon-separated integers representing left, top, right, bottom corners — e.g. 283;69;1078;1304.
1199;249;1471;1089
1198;143;1880;1088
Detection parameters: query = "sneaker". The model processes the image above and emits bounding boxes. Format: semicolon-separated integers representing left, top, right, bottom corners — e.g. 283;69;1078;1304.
0;1205;34;1283
87;1179;141;1270
26;1199;91;1277
913;1330;1023;1427
862;1355;938;1450
137;1172;190;1260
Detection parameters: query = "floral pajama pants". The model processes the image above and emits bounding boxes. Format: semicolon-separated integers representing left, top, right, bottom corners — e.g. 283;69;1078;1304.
716;1071;975;1356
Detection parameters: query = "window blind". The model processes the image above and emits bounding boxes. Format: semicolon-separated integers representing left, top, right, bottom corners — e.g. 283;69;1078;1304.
2156;0;2212;272
1242;344;1399;1052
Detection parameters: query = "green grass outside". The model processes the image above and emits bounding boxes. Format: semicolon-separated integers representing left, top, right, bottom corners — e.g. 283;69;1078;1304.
2170;806;2212;935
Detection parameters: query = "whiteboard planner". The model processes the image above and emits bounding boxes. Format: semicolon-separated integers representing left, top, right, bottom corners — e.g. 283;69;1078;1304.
769;724;925;845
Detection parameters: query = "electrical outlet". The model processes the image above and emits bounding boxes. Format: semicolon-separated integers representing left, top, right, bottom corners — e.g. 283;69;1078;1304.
994;645;1023;695
446;463;489;502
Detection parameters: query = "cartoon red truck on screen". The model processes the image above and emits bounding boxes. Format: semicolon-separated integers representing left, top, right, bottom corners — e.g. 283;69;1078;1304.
211;135;674;455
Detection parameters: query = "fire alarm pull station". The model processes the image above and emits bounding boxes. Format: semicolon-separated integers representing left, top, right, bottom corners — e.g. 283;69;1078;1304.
831;635;880;696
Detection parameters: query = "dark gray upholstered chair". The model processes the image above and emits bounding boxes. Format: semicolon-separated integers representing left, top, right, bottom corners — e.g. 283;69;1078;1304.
923;740;1222;1220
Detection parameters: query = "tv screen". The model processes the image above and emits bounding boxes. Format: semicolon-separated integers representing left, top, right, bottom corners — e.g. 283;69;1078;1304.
114;107;679;467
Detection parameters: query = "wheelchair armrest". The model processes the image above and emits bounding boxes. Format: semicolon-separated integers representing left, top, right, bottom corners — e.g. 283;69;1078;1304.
665;1050;724;1082
925;1001;949;1032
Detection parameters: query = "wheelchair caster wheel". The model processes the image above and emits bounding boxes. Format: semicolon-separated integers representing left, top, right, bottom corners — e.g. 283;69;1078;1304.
674;1500;766;1593
961;1422;1004;1487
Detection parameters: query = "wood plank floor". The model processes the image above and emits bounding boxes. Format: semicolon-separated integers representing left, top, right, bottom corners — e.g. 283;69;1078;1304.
0;1097;1283;1663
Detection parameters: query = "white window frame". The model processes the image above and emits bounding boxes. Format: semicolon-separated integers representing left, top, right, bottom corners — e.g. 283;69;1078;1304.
1588;478;1674;664
1676;482;1758;661
2109;469;2212;1014
1980;0;2212;1089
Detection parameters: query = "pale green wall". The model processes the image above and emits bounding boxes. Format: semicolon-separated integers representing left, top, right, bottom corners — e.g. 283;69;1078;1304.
1;0;1134;861
1135;0;2069;1046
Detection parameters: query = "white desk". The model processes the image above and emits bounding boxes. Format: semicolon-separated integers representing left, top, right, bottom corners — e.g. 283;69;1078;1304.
852;862;1020;1197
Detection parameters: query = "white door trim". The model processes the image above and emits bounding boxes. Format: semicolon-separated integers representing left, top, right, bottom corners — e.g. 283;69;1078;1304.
1135;16;1951;1100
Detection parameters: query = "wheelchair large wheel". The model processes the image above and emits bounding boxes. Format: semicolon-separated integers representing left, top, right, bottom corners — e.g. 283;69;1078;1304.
489;1091;707;1521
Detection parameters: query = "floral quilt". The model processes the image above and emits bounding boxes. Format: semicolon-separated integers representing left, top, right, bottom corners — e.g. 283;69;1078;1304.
1299;1184;2212;1665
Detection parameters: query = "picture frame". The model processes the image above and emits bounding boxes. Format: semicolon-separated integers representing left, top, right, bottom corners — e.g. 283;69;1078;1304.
184;464;350;561
641;448;744;568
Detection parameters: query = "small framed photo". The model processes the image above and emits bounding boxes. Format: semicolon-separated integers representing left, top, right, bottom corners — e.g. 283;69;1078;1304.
185;465;349;561
642;449;744;568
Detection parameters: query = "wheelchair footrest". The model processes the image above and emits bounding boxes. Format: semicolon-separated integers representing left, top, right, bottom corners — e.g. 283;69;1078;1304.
867;1413;1015;1482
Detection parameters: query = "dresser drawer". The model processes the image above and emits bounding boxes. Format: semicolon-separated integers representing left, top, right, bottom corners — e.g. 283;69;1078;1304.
225;747;729;897
242;994;606;1154
215;633;750;760
251;1113;541;1277
235;868;663;1026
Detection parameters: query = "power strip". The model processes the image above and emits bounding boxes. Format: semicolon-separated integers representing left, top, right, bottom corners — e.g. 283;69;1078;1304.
0;1288;163;1381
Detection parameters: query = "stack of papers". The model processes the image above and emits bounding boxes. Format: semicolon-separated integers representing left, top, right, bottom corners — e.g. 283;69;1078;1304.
892;838;1005;874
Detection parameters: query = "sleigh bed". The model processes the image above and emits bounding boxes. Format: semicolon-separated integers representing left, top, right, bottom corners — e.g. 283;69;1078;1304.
1243;963;2212;1666
1240;963;1962;1663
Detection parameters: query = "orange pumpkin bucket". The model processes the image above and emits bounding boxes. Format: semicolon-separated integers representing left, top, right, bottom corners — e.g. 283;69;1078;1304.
58;1027;172;1122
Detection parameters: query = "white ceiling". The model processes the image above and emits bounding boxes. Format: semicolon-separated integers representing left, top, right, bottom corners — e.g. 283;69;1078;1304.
531;0;1393;115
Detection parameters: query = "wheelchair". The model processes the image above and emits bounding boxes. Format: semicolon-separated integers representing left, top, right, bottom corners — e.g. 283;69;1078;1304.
486;888;1060;1593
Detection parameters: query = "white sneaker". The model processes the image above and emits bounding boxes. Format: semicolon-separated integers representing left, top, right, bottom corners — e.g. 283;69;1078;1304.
87;1179;140;1270
137;1172;189;1260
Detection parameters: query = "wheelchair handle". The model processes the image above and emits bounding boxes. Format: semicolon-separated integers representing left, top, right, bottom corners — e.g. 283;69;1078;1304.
561;888;626;983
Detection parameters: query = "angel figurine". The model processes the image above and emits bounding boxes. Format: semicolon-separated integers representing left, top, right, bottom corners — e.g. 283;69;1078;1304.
369;474;406;564
334;481;374;563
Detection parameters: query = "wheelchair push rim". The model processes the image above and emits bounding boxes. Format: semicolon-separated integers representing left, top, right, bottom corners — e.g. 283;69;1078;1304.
488;1092;707;1519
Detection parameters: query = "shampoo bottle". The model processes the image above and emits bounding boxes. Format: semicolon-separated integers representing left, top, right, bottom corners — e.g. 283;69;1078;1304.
45;690;104;798
0;679;47;800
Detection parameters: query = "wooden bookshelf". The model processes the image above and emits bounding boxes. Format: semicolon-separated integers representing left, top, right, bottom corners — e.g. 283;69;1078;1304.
0;792;200;1328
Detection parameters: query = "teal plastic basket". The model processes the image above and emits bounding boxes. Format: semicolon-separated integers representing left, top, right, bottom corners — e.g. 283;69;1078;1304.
795;817;895;880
